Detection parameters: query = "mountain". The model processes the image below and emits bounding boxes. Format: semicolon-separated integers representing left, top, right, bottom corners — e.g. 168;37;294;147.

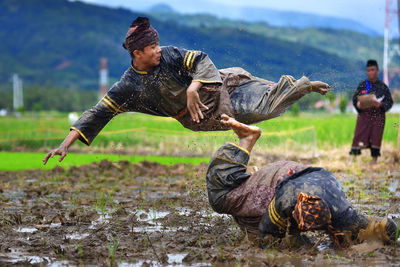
146;4;384;63
0;0;364;93
142;1;380;37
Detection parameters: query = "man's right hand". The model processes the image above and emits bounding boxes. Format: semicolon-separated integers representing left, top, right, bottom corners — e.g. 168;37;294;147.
43;145;68;165
42;130;80;165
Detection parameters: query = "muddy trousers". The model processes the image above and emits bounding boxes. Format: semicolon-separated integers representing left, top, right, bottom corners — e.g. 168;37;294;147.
206;143;251;213
230;75;311;125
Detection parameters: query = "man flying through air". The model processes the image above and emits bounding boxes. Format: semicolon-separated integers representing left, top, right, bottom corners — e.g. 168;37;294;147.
43;17;329;164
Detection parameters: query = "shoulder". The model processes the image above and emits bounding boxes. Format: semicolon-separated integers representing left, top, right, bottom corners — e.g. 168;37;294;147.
377;80;389;89
112;66;141;92
121;65;139;82
161;45;183;56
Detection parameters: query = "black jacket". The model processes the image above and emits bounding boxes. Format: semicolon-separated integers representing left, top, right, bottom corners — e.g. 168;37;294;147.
71;46;222;145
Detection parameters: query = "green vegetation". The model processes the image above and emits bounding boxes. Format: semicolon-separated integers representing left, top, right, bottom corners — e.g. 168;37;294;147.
0;152;208;171
0;85;98;112
0;112;397;152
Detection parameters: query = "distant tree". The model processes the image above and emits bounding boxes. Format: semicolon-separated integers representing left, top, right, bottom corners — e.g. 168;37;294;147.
291;103;300;117
33;103;42;112
339;97;348;114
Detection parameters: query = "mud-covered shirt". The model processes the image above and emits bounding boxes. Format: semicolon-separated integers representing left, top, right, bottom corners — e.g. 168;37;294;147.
259;168;354;237
71;46;222;145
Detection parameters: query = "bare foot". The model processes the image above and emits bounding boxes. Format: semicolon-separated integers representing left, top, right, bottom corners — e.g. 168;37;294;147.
220;114;261;152
311;81;330;95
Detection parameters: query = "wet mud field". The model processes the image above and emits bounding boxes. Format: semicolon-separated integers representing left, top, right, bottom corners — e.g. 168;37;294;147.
1;150;400;266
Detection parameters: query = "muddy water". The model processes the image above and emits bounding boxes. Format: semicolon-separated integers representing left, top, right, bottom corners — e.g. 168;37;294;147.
0;159;399;266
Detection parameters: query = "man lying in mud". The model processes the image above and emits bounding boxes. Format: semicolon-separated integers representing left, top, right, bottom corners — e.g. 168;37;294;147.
43;16;329;164
206;114;398;248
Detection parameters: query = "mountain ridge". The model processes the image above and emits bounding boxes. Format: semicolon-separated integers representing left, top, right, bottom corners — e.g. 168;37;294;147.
0;0;364;92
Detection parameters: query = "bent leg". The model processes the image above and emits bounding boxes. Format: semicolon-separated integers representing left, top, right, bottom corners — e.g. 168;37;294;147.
206;143;251;213
206;115;261;213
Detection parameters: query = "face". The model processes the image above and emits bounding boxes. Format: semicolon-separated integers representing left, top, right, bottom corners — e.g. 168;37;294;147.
134;43;162;69
366;66;379;81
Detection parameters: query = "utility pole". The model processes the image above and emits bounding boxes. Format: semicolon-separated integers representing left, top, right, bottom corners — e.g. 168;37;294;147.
99;58;108;98
12;73;23;111
384;0;390;85
398;0;400;146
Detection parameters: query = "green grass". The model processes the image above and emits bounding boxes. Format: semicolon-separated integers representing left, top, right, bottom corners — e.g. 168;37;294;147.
0;152;209;171
0;112;397;149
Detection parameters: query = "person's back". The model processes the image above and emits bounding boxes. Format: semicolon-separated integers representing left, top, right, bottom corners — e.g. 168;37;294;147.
221;160;307;232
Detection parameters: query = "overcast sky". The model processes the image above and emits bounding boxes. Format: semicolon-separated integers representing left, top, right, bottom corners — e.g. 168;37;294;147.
81;0;397;35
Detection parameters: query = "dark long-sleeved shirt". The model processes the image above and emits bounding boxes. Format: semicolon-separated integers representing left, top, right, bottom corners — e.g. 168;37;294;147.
71;46;222;145
352;79;393;113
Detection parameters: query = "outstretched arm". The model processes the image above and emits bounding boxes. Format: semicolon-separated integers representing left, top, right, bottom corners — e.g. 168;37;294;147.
42;130;80;165
42;77;131;165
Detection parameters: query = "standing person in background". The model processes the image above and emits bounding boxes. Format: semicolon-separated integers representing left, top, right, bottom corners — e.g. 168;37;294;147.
349;60;393;164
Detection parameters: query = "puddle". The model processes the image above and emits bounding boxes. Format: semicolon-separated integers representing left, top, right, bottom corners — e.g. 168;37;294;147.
47;260;71;267
136;209;170;222
15;227;38;233
88;213;111;229
132;209;189;233
0;248;53;264
120;253;207;267
65;232;89;240
316;243;330;251
389;180;399;192
131;224;189;233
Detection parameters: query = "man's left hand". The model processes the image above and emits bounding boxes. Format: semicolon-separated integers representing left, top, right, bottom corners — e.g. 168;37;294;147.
186;81;208;123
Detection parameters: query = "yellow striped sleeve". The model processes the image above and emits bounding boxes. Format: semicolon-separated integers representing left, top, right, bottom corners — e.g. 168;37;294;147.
186;51;195;70
100;95;125;114
189;51;198;69
183;51;190;68
215;156;248;168
192;79;223;84
105;95;127;112
228;142;250;155
268;197;285;229
99;99;114;113
70;126;90;145
285;75;295;86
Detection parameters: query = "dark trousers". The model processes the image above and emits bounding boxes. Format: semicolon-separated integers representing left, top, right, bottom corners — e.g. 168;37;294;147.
206;143;250;213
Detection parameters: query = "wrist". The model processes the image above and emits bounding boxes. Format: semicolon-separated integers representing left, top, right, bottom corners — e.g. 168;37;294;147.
59;143;69;150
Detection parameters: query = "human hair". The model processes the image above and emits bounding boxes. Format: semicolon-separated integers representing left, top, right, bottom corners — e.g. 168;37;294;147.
366;59;379;69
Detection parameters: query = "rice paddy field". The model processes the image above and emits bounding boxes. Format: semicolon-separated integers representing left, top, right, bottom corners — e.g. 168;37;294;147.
0;112;399;266
0;111;398;156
